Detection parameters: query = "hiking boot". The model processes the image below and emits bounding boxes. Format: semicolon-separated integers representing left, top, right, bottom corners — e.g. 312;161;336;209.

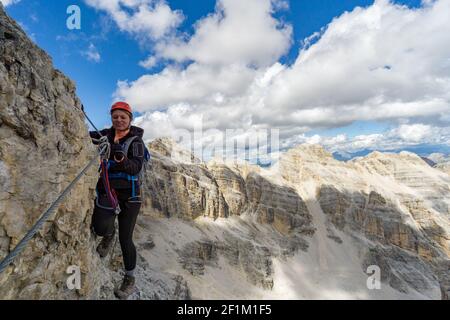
114;275;136;300
96;230;115;258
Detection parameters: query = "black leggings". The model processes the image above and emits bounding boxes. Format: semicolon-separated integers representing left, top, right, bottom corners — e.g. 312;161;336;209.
91;193;141;271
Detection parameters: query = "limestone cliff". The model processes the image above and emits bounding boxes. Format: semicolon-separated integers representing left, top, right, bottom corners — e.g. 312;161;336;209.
133;139;448;299
0;4;189;300
0;2;108;298
436;162;450;176
278;146;449;298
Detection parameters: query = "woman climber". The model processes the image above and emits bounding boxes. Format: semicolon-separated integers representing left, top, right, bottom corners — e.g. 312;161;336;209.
89;101;145;300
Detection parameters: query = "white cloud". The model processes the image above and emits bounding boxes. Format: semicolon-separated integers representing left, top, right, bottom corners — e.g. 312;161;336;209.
298;124;450;154
0;0;20;6
154;0;292;67
139;56;157;69
394;124;433;143
84;0;184;40
118;0;450;158
82;43;101;62
264;0;450;125
116;63;260;112
272;0;289;11
421;0;436;6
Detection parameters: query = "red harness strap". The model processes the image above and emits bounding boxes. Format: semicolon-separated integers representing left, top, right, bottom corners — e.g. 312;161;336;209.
100;159;120;214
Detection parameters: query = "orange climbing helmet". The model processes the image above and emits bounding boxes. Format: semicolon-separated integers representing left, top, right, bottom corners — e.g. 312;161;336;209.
110;102;132;118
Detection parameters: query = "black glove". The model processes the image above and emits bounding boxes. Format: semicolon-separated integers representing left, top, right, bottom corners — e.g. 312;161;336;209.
111;143;126;162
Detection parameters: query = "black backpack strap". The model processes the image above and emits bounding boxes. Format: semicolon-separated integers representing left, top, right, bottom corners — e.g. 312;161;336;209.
122;136;138;157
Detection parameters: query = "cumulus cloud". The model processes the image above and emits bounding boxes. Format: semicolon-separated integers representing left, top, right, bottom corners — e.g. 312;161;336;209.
154;0;292;67
263;0;450;125
82;43;101;62
394;124;433;143
116;63;263;112
139;56;158;69
84;0;184;40
288;123;450;155
119;0;292;115
117;0;450;159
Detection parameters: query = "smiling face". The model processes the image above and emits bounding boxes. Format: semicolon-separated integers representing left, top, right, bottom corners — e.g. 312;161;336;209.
111;110;131;131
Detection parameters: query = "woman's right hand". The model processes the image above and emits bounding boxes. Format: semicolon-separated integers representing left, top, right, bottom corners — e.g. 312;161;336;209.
111;143;125;162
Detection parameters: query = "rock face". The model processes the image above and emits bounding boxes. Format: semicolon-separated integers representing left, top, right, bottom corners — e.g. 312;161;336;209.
0;5;189;300
436;162;450;176
245;172;312;235
280;147;450;299
428;153;450;164
207;161;248;217
139;140;449;299
144;139;230;220
145;138;314;236
428;153;450;176
0;3;107;299
355;151;450;215
141;138;314;294
351;152;450;298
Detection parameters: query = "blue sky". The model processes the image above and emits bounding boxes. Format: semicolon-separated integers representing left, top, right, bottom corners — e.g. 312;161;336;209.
2;0;449;159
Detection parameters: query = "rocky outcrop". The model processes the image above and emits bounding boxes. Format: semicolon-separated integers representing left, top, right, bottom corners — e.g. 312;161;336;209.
362;245;440;294
178;238;275;289
281;147;450;298
427;154;450;176
176;229;310;291
354;151;450;215
207;161;248;216
145;138;314;236
140;139;315;294
401;197;450;257
134;140;449;299
145;139;230;220
0;3;109;299
436;162;450;176
246;173;312;235
318;187;441;259
0;5;189;300
428;153;450;165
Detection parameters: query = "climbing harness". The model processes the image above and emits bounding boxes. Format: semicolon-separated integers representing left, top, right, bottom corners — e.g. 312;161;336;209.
106;136;151;202
94;142;121;215
0;105;114;274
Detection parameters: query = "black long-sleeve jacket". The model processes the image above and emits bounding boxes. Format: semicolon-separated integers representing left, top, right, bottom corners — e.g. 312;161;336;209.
90;125;145;196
